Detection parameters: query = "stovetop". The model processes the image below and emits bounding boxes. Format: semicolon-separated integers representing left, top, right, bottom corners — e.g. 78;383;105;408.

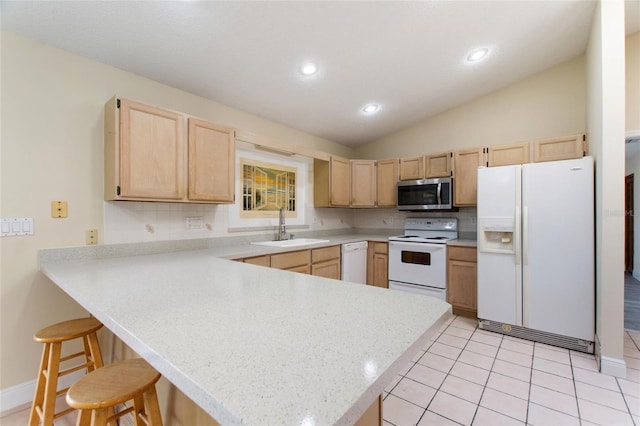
389;217;458;244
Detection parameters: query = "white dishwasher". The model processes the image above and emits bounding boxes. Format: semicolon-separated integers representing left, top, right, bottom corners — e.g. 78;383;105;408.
341;241;368;284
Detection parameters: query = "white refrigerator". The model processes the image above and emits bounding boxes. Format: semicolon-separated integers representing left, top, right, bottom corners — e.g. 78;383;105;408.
477;156;594;352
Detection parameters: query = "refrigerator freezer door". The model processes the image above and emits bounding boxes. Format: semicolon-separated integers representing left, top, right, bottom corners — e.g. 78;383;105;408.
522;157;594;341
477;165;522;325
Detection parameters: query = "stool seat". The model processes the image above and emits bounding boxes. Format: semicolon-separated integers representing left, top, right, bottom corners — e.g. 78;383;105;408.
29;317;104;426
66;358;163;426
34;317;103;343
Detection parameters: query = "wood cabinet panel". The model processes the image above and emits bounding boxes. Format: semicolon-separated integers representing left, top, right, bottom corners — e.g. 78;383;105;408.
425;152;452;178
313;156;350;207
285;264;311;274
376;159;398;207
447;246;477;318
453;148;484;206
533;134;586;162
367;242;388;288
118;99;185;200
188;118;235;202
448;246;477;262
270;250;311;270
399;156;424;180
243;255;270;267
355;395;382;426
311;259;341;279
312;246;341;263
350;160;376;208
488;142;530;167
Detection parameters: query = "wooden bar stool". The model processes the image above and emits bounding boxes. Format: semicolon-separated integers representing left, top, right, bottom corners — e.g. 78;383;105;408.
29;317;104;426
66;358;163;426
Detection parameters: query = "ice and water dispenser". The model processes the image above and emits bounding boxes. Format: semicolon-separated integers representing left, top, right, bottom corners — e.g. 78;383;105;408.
478;217;516;254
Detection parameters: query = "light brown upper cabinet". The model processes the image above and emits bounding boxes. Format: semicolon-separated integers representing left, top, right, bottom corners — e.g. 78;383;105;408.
533;134;587;163
453;148;484;206
425;152;453;178
376;158;398;208
350;160;376;208
104;97;235;203
487;142;530;167
314;156;350;207
398;156;424;180
188;118;235;203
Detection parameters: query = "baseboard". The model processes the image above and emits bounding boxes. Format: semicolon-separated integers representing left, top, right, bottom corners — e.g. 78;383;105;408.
0;370;84;413
600;355;627;378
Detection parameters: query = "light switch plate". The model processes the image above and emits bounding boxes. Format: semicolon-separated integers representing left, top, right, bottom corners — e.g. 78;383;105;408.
51;201;68;218
1;218;34;236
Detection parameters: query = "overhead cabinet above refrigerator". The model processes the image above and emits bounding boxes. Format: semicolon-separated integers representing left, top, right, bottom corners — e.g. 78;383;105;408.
477;157;594;353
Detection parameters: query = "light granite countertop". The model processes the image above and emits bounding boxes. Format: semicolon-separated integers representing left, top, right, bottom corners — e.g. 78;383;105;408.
39;234;451;426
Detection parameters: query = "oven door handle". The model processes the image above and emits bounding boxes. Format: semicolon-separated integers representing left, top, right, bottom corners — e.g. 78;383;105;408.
437;183;442;205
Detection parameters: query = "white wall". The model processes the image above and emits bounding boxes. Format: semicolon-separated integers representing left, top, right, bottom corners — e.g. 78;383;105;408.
587;0;626;376
0;30;354;396
627;32;640;132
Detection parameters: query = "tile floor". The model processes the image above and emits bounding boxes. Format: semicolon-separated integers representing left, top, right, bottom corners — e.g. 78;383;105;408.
382;315;640;426
2;315;639;426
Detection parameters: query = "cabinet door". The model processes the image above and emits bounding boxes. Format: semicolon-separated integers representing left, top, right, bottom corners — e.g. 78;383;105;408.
270;250;310;270
376;159;398;208
330;156;351;206
350;160;376;207
312;259;341;279
447;260;477;315
372;253;388;288
425;152;452;178
533;134;586;163
286;264;311;274
119;99;185;200
453;148;484;206
488;142;530;167
188;118;235;202
399;156;424;180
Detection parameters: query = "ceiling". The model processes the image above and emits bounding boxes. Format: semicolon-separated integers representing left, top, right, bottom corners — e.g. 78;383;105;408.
1;1;639;148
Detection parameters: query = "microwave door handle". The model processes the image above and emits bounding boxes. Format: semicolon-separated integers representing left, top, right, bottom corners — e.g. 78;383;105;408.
437;183;442;205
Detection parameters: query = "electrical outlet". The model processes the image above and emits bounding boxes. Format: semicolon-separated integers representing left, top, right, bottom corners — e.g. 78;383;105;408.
186;216;204;229
388;216;394;224
471;217;477;225
51;201;68;218
85;229;98;245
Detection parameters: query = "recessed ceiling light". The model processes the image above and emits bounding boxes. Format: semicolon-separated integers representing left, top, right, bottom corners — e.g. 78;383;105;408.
299;62;318;76
467;48;489;62
362;103;380;114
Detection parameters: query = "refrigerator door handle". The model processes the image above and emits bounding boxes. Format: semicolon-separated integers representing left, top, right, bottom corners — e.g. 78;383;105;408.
522;205;529;327
515;205;521;266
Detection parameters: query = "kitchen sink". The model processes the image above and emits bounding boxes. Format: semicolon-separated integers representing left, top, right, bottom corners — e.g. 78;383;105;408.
251;238;330;248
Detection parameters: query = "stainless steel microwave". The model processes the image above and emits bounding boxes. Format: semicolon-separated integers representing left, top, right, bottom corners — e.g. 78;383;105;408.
397;177;454;211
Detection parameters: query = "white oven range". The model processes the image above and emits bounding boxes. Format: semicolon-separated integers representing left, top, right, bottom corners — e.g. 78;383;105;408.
388;218;458;301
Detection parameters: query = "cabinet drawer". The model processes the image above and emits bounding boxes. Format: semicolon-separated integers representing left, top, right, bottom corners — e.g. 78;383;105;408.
270;250;311;270
447;246;477;262
372;242;388;254
243;255;270;267
312;245;340;263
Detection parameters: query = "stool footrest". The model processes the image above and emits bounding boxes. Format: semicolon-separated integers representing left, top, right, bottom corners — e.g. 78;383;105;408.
60;350;86;363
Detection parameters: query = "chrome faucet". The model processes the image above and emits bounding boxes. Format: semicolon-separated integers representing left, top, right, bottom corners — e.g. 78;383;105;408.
277;207;288;241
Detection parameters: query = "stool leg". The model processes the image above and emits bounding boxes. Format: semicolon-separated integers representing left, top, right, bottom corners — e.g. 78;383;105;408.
42;342;62;425
29;342;51;426
75;409;92;426
86;332;104;370
143;386;163;426
132;394;146;426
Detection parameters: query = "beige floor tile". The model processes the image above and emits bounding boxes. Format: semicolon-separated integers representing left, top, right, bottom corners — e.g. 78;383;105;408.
418;410;460;425
624;345;640;359
406;363;448;389
497;347;533;368
623;393;640;416
570;349;595;359
570;353;599;371
444;325;475;340
625;367;640;383
634;414;640;425
573;366;619;391
492;359;532;383
486;371;530;400
451;316;478;330
383;394;426;426
500;338;534;355
429;391;478;426
479;388;527;422
527;402;580;426
533;346;570;365
625;356;640;371
465;340;499;358
528;384;578;417
440;375;484;404
577;398;635;426
458;350;495;371
618;377;640;398
412;349;425;363
391;377;437;409
450;361;490;386
423;338;436;351
428;342;463;360
470;331;503;347
417;352;456;374
574;381;628;412
532;357;573;379
383;420;393;426
437;333;470;349
472;406;525;426
530;369;575;396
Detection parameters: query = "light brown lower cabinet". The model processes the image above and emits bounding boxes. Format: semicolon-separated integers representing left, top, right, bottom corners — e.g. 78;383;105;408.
367;242;388;288
446;246;477;318
270;250;311;272
237;246;342;279
242;255;270;267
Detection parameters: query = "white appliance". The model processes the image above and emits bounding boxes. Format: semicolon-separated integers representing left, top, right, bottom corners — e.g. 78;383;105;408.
477;156;594;353
388;218;458;301
341;241;368;284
